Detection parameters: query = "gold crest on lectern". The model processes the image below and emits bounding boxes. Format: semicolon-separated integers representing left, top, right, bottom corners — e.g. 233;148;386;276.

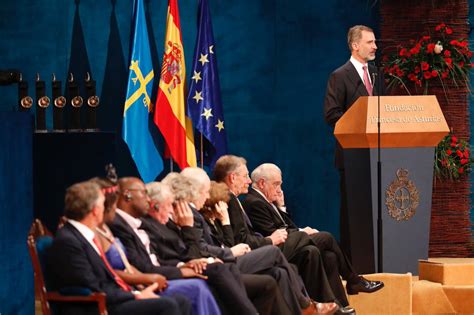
385;168;420;221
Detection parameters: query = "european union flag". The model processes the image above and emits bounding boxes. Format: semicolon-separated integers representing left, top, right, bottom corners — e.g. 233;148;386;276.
187;0;228;167
123;0;163;182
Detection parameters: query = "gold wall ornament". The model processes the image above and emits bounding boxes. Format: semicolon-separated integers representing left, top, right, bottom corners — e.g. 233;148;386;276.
385;168;419;221
71;95;83;108
20;96;33;109
54;96;66;108
87;95;100;108
37;95;50;108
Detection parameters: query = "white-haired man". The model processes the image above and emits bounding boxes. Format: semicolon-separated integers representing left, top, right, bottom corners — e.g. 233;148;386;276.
244;163;384;307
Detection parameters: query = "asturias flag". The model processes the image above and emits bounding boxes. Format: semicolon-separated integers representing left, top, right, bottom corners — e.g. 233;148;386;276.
122;0;163;182
187;0;228;167
154;0;197;170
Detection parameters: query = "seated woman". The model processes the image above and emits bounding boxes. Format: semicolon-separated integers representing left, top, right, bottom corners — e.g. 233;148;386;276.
90;167;221;315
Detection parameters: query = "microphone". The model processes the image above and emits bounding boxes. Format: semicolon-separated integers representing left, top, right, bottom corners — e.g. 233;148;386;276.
371;72;377;95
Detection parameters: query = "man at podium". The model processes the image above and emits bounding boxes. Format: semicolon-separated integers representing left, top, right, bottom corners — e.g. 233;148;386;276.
323;25;383;260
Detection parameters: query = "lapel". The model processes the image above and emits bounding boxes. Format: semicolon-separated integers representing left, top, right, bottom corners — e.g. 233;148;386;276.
248;188;287;226
114;214;150;257
63;222;115;279
343;61;368;98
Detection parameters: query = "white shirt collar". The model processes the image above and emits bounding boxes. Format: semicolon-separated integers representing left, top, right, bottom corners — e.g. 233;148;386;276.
350;56;371;84
116;208;142;229
252;187;270;203
68;219;100;254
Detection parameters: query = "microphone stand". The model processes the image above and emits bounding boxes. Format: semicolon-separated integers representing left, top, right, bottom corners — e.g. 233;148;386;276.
372;67;383;273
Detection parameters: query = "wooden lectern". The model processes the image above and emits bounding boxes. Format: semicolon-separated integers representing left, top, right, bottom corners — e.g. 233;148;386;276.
334;96;449;274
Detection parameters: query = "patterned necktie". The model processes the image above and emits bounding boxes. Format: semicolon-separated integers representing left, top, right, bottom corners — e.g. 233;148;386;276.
362;65;373;96
92;237;132;291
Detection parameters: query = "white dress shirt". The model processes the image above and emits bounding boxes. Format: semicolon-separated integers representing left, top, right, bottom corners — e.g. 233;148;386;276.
350;56;372;85
115;209;160;266
68;219;101;255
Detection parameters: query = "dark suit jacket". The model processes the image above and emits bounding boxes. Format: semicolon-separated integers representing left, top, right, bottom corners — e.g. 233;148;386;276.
140;215;205;265
243;187;299;236
228;193;273;249
324;60;384;168
191;207;235;262
108;214;182;279
46;222;134;307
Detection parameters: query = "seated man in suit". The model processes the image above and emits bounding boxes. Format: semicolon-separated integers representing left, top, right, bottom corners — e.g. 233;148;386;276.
179;168;337;315
46;180;191;315
143;178;298;315
108;177;258;315
244;163;384;299
213;155;354;315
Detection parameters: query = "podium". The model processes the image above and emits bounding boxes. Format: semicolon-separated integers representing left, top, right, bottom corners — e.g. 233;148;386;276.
334;96;449;274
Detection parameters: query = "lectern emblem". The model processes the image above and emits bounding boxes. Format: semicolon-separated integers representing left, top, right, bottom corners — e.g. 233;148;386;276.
385;168;419;221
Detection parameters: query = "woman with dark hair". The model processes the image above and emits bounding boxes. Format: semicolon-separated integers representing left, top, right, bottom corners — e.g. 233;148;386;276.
91;165;221;315
200;181;235;248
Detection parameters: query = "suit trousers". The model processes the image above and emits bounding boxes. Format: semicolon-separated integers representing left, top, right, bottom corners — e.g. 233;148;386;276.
110;294;191;315
288;244;335;303
205;262;257;315
236;245;303;314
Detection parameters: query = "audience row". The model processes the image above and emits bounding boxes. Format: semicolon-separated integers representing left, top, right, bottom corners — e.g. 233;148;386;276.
45;155;384;315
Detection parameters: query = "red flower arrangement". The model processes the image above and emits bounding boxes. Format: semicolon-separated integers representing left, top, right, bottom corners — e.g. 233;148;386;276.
383;23;473;94
434;131;473;180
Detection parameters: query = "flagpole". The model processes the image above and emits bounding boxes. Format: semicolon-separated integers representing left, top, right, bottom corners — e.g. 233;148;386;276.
200;133;204;169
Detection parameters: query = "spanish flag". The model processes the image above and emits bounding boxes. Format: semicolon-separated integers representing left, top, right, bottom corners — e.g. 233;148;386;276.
154;0;196;169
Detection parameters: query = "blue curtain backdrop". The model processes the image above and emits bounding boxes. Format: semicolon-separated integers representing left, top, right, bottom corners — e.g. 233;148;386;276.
0;1;384;312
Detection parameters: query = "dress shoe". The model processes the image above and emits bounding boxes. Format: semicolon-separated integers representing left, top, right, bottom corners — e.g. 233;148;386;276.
302;301;337;315
334;305;355;315
346;276;384;295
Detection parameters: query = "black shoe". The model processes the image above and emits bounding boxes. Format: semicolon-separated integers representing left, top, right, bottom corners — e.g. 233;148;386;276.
346;276;384;295
334;304;355;314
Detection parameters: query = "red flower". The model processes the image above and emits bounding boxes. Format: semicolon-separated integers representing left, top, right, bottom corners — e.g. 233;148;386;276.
463;150;469;158
458;167;464;174
445;57;453;67
421;61;430;71
461;159;468;165
456;149;463;158
444;50;451;57
414;66;421;74
446;149;452;155
451;136;458;142
459;61;465;67
450;39;459;45
445;27;453;34
427;43;435;53
431;70;438;77
408;73;417;81
423;71;432;79
399;48;407;57
435;23;446;31
441;71;449;79
451;142;457;147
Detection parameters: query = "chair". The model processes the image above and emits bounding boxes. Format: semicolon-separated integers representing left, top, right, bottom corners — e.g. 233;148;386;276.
27;219;108;315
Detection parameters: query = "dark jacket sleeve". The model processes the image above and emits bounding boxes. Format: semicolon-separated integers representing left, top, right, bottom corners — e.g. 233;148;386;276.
109;218;182;279
219;223;236;247
192;209;235;262
324;70;347;127
47;229;134;306
244;198;284;236
228;196;272;249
